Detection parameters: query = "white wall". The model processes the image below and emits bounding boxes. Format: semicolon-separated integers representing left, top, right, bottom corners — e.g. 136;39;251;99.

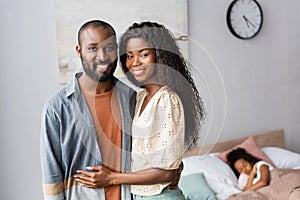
0;0;59;199
0;0;299;199
188;0;300;153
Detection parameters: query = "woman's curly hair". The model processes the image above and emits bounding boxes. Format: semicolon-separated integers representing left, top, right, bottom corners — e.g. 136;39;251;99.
119;21;205;150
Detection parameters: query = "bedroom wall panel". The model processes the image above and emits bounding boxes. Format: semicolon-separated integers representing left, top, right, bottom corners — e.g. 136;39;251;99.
188;0;300;154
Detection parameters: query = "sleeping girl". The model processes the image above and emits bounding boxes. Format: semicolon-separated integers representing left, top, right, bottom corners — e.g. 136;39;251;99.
226;148;274;191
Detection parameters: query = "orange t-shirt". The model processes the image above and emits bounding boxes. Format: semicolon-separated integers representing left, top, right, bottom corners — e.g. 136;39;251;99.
85;88;122;200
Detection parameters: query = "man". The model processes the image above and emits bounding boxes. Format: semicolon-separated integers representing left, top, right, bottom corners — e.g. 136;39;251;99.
40;20;181;200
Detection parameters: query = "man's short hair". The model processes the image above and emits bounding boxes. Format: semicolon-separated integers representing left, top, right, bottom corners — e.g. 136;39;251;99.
77;20;116;45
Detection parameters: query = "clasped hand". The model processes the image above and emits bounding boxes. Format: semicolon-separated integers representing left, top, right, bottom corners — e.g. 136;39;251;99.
74;162;183;189
74;165;113;188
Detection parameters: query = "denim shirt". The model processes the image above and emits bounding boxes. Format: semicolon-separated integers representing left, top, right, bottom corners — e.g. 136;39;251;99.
40;72;136;200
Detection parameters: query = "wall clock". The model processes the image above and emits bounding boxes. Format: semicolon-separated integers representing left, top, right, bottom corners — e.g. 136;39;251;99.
226;0;263;40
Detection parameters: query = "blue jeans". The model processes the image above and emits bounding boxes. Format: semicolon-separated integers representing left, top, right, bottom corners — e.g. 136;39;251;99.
132;187;186;200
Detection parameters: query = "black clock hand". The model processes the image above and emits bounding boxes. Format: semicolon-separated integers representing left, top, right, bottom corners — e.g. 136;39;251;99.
247;19;256;28
243;15;250;28
243;15;256;29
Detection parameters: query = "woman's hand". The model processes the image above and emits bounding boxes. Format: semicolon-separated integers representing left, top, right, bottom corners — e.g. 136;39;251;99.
74;166;114;188
167;162;184;190
75;166;181;188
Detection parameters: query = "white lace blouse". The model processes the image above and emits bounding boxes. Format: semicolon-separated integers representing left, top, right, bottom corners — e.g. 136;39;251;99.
131;86;185;196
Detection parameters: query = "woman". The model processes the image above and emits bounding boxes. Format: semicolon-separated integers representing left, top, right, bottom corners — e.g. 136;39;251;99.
227;148;273;191
75;21;204;199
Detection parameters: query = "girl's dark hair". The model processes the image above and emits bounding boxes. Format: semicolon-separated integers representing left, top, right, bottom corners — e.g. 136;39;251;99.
119;21;205;150
227;148;261;177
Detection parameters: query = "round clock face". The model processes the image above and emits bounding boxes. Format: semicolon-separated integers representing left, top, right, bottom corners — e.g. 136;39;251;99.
227;0;263;39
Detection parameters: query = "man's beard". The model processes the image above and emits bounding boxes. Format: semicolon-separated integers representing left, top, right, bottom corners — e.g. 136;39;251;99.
81;58;117;82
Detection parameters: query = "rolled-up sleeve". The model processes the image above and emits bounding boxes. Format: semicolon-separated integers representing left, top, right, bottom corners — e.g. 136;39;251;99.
40;103;65;200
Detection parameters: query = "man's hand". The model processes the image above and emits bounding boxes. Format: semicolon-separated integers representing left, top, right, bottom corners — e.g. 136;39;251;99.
74;166;113;188
167;162;184;189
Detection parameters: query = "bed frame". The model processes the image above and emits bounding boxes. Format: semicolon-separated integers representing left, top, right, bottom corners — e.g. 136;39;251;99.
183;129;285;157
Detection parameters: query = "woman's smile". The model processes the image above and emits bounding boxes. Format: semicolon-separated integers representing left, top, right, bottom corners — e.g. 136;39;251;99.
125;38;156;83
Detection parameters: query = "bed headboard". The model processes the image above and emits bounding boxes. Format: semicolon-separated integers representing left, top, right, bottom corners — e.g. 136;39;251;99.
183;129;285;157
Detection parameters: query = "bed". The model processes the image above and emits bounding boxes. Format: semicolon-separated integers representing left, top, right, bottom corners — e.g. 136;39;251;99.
179;129;300;200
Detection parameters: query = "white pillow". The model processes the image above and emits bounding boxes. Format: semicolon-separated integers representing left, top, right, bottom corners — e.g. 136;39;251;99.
238;173;249;190
262;147;300;169
182;154;241;200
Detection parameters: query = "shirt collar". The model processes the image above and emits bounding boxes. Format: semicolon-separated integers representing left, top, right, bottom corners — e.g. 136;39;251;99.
65;72;120;98
65;72;83;98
